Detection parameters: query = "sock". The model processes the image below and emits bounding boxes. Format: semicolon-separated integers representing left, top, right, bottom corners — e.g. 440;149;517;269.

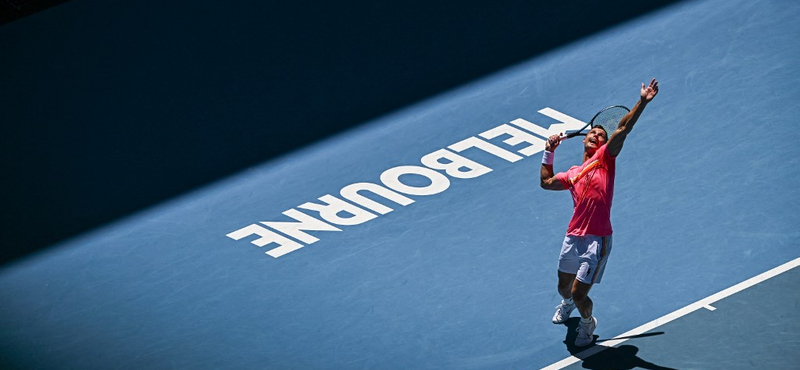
581;316;593;324
562;297;574;306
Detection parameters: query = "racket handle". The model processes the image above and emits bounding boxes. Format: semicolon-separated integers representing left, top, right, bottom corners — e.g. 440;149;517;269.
560;132;585;140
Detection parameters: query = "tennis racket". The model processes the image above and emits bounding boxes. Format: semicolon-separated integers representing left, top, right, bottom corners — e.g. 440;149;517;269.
559;105;630;140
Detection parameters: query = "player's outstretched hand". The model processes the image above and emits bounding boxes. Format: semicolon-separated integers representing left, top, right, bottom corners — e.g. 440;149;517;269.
641;78;659;102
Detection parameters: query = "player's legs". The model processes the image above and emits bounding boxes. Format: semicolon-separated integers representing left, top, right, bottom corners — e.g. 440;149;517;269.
553;236;580;324
573;278;597;347
557;270;576;300
552;272;577;324
571;236;611;346
571;279;593;319
555;235;610;329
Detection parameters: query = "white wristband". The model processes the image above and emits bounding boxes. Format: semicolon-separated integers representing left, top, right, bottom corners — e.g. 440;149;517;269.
542;150;554;165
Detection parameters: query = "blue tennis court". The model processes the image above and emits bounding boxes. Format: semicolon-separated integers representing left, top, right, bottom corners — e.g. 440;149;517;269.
1;0;798;369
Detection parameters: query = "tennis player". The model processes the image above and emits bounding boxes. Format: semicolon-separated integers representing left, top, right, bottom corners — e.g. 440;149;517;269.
540;79;659;347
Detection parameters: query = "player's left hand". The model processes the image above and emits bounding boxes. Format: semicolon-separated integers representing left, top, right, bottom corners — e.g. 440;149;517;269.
641;78;659;102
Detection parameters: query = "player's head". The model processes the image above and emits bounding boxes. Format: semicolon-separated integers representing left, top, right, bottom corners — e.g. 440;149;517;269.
584;126;608;152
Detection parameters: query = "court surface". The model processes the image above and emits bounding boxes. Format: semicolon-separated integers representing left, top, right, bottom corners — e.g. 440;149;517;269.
1;0;799;369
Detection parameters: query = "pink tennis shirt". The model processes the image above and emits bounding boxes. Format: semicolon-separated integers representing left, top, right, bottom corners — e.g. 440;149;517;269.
555;143;616;236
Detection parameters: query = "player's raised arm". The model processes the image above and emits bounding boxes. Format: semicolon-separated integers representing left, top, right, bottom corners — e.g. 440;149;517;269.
540;134;567;191
607;78;659;157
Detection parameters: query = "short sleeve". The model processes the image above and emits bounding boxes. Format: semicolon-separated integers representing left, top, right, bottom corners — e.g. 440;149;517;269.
597;144;614;164
555;171;572;189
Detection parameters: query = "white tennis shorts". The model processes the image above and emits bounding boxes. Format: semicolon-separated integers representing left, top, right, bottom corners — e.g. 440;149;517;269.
558;234;613;284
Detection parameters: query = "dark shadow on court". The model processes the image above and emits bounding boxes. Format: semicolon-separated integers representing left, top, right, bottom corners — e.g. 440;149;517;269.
0;0;686;266
562;318;678;370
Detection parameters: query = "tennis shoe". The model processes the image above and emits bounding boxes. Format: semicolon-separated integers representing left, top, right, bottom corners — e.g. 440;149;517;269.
575;316;597;347
552;301;576;324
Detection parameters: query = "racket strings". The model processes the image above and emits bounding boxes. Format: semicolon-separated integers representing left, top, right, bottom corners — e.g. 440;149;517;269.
590;106;629;134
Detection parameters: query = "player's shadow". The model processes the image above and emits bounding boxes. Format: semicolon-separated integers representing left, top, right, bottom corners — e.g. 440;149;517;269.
562;318;678;370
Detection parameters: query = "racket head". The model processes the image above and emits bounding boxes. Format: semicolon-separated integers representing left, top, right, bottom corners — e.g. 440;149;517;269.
589;105;630;137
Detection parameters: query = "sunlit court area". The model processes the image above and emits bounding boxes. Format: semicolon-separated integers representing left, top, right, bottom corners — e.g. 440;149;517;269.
1;1;798;369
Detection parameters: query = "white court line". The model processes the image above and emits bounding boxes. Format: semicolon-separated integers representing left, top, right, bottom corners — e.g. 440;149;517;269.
539;257;800;370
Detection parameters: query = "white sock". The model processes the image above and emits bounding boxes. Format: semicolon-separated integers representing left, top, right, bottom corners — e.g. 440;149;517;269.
581;316;593;324
563;298;574;306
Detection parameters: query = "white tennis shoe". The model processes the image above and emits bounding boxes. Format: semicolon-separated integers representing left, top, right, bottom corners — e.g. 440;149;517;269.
575;316;597;347
552;301;576;324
